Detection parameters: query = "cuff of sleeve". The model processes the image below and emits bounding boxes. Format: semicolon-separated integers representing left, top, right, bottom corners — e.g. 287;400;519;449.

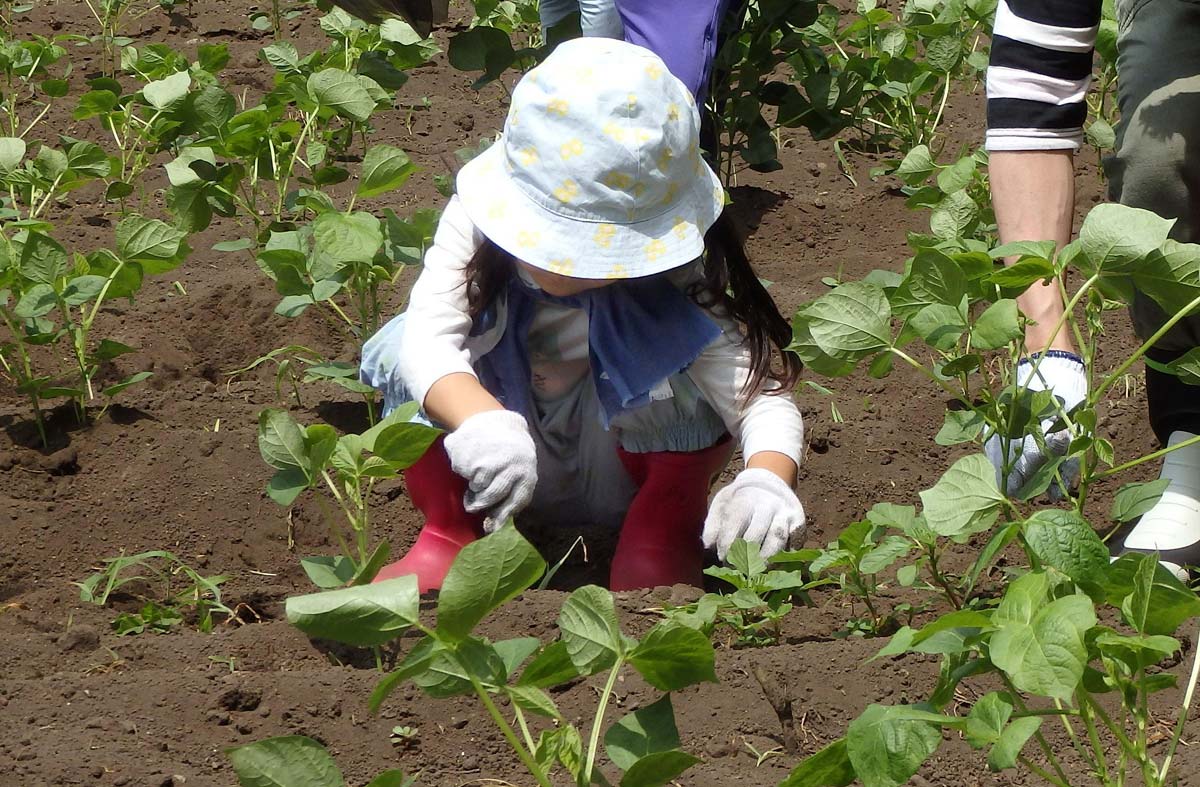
741;431;804;469
985;130;1083;152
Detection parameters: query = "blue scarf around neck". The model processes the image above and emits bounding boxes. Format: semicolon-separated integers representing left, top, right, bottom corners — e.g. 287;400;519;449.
472;272;722;426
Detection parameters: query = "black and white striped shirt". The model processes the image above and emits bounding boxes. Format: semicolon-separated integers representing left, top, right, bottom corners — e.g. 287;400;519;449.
986;0;1101;151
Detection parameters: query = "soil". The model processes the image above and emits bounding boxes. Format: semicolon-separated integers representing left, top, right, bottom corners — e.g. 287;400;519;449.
0;2;1190;786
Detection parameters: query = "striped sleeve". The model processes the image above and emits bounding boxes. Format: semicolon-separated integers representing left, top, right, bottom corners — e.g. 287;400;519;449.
985;0;1101;152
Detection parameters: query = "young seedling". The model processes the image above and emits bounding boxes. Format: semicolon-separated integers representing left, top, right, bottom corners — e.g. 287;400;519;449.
257;405;440;587
76;550;236;634
664;539;829;648
281;526;718;787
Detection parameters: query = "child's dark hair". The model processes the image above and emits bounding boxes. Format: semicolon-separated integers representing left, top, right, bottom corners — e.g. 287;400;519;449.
464;212;802;397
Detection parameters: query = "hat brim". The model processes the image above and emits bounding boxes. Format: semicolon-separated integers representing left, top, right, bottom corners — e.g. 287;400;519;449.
456;141;724;280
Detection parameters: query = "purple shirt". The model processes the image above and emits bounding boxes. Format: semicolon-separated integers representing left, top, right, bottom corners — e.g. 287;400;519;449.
616;0;731;100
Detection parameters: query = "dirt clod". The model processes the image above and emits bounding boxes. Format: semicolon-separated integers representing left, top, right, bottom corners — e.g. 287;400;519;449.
217;687;262;712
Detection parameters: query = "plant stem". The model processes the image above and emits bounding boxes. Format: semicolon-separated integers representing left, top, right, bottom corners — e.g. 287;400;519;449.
1093;432;1200;480
583;661;624;785
1158;623;1200;785
1076;693;1112;783
1095;291;1200;401
888;346;972;407
1018;754;1071;787
467;673;552;787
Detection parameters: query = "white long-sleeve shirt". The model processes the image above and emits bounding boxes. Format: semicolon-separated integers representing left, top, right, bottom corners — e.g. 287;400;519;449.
397;196;805;466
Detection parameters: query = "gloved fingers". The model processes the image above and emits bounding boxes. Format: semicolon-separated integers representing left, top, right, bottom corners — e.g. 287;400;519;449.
1048;456;1082;502
701;486;737;552
489;481;535;527
759;516;794;560
1044;427;1073;457
740;504;778;556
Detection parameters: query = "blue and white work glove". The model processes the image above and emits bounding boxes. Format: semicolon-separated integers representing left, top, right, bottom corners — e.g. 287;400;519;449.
444;410;539;532
703;469;807;560
984;351;1088;498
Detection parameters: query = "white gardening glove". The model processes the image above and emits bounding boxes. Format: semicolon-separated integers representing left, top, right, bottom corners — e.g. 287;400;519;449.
702;468;807;560
443;409;538;532
984;352;1088;499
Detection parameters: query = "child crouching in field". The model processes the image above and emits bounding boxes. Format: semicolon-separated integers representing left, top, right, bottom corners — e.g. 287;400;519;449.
360;38;806;592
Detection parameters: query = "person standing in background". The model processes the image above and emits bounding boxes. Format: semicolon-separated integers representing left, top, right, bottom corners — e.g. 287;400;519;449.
985;0;1200;578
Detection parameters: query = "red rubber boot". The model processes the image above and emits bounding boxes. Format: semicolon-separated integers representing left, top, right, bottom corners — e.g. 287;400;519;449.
609;436;734;591
373;437;484;593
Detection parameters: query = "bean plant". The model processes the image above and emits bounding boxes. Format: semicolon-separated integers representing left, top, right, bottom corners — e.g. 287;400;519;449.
783;201;1200;785
664;539;828;648
277;525;717;787
257;404;440;587
0;212;189;442
0;32;75;140
76;549;236;635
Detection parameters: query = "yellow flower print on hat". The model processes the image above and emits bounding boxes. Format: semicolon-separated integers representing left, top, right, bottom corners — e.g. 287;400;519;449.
645;63;663;80
517;230;541;248
553;179;580;203
645;239;667;262
547;258;575;276
593;223;616;248
661;182;679;206
603;171;634;191
606;263;629;279
626;94;638;112
666;103;681;122
517;146;539;166
672;216;689;240
602;121;626;142
488;201;507;220
560;138;584;160
546;98;569;116
656;147;674;171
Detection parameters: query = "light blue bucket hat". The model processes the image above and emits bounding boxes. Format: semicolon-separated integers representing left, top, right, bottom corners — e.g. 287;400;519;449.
456;37;725;280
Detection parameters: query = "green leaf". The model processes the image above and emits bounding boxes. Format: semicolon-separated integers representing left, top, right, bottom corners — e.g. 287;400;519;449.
286;576;420;647
165;146;216;186
436;525;546;640
262;41;300;73
620;750;701;786
794;282;892;362
726;538;767;578
605;696;683;772
1104;553;1200;635
859;535;911;574
371;421;440;470
267;467;308;506
1022;509;1109;587
895;145;934;186
935;409;985;446
558;584;626;675
628;621;717;691
1133;240;1200;315
142;70;191;110
300;555;356;589
964;691;1012;749
935;156;975;194
363;771;415;787
308;69;374;123
351;540;392;585
892;248;968;318
908;303;965;350
95;339;136;361
971;299;1023;350
989;717;1042;771
516;640;580;687
258;408;310;472
845;705;945;787
990;573;1096;700
1111;478;1172;523
929;189;979;240
101;370;153;398
14;282;56;318
358;144;417;199
0;136;26;173
505;685;561;719
918;454;1005;538
226;735;346;787
115;215;188;273
1079;203;1173;273
778;738;854;787
19;230;67;284
447;26;517;86
313;211;382;264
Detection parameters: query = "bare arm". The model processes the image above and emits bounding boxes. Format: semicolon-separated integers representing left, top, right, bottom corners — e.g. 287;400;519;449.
747;451;798;486
423;372;505;430
989;149;1077;353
